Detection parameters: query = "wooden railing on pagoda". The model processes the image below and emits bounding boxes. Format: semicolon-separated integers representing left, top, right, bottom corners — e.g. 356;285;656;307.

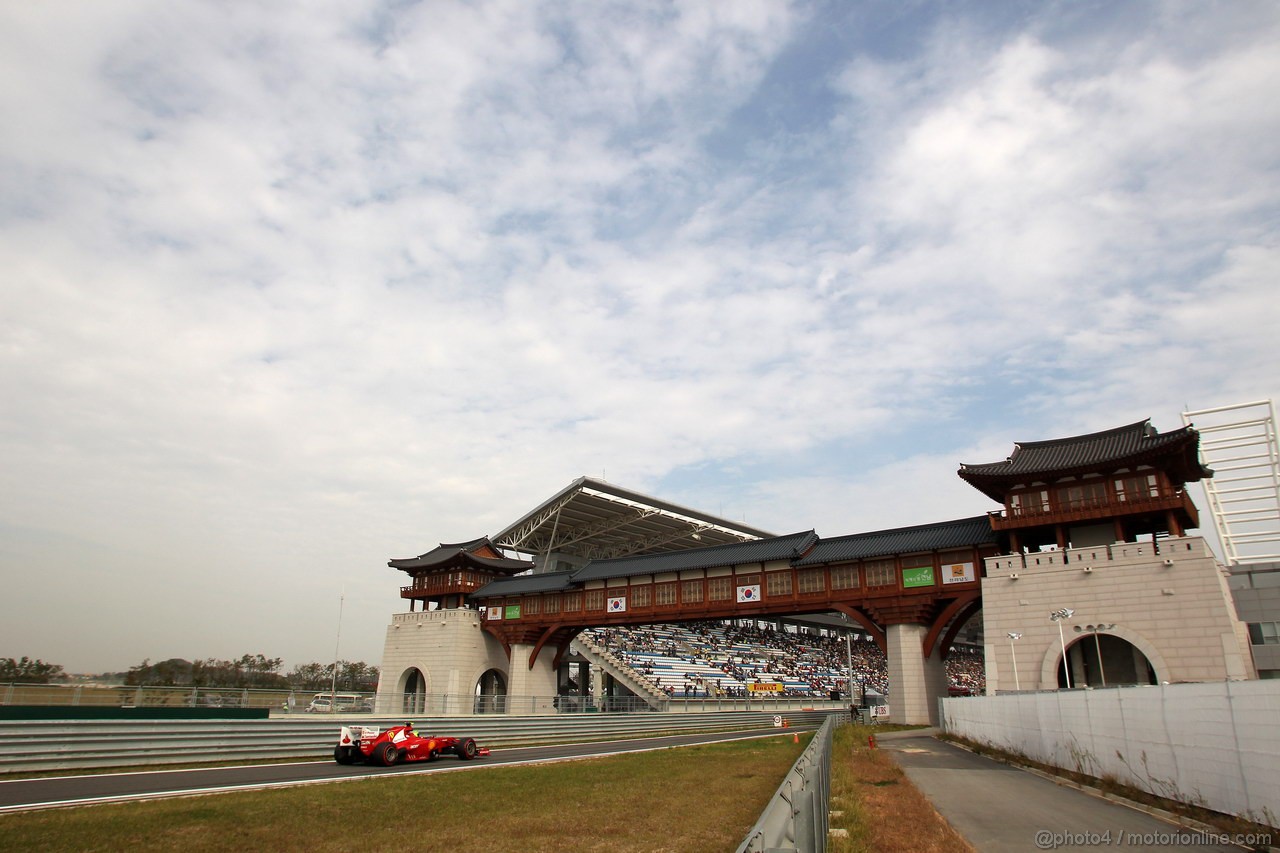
401;570;492;598
986;489;1198;531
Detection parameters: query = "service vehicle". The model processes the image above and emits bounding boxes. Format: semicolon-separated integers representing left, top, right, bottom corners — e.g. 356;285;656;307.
308;693;368;713
334;722;489;766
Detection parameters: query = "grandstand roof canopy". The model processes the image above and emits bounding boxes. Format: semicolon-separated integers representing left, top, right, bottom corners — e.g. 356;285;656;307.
573;530;819;582
492;476;775;562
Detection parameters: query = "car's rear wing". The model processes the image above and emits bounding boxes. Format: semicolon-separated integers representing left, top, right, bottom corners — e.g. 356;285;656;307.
338;725;380;744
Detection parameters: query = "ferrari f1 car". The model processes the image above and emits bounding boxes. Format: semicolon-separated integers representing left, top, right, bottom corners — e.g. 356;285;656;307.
334;723;490;766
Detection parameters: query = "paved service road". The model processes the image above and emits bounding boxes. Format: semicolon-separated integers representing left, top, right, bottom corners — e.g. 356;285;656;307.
0;727;808;814
880;731;1261;852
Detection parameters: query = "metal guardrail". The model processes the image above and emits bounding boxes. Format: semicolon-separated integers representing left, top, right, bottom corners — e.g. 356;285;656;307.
736;714;842;853
2;683;846;716
0;710;835;774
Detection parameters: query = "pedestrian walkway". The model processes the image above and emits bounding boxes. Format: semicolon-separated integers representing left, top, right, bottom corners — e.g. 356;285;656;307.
878;730;1257;852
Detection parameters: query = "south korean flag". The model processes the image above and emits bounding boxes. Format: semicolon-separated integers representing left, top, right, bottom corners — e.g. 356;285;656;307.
736;584;761;603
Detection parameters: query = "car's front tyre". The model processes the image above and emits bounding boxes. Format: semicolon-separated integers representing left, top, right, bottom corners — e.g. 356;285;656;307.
458;738;478;760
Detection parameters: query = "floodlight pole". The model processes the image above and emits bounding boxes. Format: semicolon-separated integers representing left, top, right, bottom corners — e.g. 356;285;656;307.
330;587;345;704
838;612;858;707
1006;632;1022;692
1050;609;1075;689
845;630;855;704
1094;629;1106;687
1075;623;1116;687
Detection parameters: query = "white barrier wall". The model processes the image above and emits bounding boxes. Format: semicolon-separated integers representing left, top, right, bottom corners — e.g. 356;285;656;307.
940;681;1280;825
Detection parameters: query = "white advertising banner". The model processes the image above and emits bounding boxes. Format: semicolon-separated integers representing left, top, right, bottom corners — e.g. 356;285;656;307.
486;606;503;620
941;561;976;585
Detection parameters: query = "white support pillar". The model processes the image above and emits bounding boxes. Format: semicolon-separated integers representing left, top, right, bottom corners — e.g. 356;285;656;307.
507;643;559;715
885;624;947;725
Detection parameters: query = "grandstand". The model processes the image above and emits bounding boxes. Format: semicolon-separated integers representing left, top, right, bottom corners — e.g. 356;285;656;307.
584;620;985;701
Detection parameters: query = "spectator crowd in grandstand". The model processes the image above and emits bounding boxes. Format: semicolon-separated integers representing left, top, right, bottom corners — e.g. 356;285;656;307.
585;620;985;702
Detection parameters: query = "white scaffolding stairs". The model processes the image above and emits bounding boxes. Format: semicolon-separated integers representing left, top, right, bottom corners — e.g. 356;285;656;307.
1183;400;1280;565
571;632;669;710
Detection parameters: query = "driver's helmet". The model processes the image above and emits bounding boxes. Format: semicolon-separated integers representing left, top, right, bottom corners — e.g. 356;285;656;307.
403;722;414;733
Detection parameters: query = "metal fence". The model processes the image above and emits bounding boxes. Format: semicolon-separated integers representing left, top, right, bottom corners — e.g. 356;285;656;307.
2;683;310;712
0;709;837;774
736;714;842;853
2;683;848;717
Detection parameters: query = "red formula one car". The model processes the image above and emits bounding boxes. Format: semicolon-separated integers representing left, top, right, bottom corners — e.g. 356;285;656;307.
334;723;490;766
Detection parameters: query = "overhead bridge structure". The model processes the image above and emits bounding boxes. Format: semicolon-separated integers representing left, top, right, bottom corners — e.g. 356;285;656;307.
378;419;1257;725
472;517;996;725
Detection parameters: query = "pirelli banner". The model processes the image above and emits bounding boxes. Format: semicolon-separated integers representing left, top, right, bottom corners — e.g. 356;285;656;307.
747;682;783;693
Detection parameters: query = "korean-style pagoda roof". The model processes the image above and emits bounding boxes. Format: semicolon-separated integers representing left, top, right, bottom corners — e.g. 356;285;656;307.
957;419;1212;503
793;516;997;566
388;536;532;576
568;530;820;583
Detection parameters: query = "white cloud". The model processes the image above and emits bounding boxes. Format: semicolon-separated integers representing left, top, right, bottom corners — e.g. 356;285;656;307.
1;1;1277;671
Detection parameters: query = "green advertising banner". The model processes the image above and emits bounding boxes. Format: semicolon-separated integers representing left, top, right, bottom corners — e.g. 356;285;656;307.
901;566;935;588
505;604;521;620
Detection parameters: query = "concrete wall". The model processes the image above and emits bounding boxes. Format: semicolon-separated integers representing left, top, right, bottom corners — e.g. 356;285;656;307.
981;536;1255;692
885;623;948;726
508;642;559;715
374;609;509;715
940;681;1280;825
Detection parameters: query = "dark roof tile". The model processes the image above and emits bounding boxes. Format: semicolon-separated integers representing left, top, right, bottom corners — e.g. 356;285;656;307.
472;571;575;599
794;516;996;565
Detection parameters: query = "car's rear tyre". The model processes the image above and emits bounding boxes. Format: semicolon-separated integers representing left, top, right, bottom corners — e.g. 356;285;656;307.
376;742;400;766
334;746;355;765
459;738;478;760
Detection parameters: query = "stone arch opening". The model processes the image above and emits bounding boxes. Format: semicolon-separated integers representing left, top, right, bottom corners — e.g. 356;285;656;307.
1057;633;1157;688
474;668;507;714
399;667;428;714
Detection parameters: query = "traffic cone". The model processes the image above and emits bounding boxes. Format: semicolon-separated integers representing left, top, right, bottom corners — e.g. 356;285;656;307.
793;732;799;744
868;734;877;749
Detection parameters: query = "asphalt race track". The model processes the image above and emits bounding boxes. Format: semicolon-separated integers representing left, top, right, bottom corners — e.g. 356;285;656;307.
0;727;808;813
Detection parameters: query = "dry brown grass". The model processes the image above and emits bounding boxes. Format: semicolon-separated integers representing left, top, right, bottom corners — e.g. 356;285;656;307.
827;725;973;853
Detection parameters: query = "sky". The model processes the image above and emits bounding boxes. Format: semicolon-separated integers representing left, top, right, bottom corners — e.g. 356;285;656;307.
2;0;1278;675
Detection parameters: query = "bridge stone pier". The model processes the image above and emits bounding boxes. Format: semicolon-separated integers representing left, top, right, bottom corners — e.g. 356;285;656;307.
507;643;558;715
885;624;949;725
